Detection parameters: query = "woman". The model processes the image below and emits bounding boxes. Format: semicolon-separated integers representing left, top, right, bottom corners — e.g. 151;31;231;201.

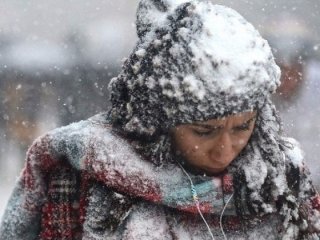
1;0;319;239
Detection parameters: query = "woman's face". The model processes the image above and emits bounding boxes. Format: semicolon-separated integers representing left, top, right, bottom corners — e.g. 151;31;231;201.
171;111;257;175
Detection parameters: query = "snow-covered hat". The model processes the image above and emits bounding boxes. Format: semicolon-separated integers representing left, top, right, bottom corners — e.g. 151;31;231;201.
109;0;281;136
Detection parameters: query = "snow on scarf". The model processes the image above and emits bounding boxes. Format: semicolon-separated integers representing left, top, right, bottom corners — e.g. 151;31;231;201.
0;113;238;240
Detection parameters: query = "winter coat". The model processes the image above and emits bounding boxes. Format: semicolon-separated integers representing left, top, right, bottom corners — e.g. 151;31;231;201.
0;113;319;240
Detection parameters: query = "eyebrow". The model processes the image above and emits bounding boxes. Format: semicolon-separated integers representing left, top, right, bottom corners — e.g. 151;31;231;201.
191;116;256;130
191;123;223;130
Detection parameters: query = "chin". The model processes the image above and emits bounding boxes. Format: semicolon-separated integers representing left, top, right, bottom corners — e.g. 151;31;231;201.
184;162;228;176
203;167;228;176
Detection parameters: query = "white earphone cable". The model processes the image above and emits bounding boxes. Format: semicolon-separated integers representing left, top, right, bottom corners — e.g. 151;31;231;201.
177;162;215;240
219;192;234;240
177;161;236;240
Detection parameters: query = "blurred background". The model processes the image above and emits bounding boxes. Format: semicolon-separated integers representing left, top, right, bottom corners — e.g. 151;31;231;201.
0;0;320;218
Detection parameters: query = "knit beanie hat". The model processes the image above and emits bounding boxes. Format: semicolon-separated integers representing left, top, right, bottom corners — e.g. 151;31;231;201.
108;0;281;136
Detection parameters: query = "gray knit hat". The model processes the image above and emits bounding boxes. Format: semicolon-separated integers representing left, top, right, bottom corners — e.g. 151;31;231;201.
108;0;280;136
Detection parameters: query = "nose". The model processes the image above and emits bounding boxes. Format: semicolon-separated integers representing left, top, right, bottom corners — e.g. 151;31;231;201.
209;132;234;164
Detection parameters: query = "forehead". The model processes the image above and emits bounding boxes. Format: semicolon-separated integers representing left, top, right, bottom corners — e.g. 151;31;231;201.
193;111;256;126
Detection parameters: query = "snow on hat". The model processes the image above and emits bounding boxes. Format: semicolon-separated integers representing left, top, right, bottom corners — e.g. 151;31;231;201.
109;0;281;136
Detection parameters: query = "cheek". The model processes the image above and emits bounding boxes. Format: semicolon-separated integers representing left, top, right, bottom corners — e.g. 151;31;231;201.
176;138;200;155
234;136;249;147
180;145;207;167
233;130;254;151
173;134;204;158
176;140;211;167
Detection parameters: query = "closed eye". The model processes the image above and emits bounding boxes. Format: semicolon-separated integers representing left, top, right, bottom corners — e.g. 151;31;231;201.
192;126;221;136
193;129;213;136
233;117;256;132
233;123;250;131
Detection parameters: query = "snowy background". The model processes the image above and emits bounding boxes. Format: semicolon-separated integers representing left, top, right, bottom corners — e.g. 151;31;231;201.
1;0;320;218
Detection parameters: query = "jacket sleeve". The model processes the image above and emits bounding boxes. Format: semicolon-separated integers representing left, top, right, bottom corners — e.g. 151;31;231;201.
0;135;54;240
0;117;110;240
